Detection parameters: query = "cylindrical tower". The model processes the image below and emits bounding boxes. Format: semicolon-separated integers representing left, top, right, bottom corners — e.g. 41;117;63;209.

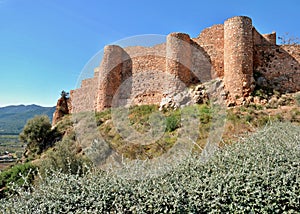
96;45;124;111
166;32;192;90
224;16;254;101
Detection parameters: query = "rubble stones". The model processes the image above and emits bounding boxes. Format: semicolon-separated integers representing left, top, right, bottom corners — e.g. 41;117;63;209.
159;78;224;110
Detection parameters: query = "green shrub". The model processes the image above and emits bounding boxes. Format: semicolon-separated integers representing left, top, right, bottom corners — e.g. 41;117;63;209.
165;114;180;132
290;108;300;122
20;115;61;156
198;104;212;123
245;114;253;122
1;122;299;213
95;109;111;126
0;163;36;198
295;93;300;106
130;105;158;116
54;114;73;134
128;105;158;129
39;132;91;176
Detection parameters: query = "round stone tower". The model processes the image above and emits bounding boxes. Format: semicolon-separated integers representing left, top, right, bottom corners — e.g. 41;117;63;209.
224;16;254;101
166;32;192;89
96;45;124;111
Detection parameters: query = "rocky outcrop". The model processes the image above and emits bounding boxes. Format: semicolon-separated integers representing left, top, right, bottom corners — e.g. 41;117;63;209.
159;78;226;110
52;97;72;126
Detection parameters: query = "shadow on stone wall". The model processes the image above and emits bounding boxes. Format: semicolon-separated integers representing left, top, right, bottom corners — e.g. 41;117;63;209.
254;42;300;93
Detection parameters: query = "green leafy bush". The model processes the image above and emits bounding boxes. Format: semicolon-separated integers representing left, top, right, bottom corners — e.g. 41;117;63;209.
165;114;180;132
20;115;61;156
1;122;299;213
0;163;36;198
95;109;111;126
295;93;300;106
39;133;91;176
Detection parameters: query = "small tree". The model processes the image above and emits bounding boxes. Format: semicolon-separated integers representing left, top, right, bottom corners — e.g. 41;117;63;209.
61;90;69;99
278;32;300;45
20;115;60;155
40;132;91;176
59;90;70;115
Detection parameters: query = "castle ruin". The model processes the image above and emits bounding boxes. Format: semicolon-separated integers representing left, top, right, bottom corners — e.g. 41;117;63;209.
69;16;300;113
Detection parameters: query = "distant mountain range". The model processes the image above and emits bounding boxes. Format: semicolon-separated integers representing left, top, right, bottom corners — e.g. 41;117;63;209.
0;105;56;134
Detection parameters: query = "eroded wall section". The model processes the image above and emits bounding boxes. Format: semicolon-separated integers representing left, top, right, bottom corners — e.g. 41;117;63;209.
254;43;300;92
194;24;224;78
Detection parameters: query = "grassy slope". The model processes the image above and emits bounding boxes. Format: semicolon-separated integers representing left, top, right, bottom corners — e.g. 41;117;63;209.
0;99;299;210
1;122;299;213
94;103;300;160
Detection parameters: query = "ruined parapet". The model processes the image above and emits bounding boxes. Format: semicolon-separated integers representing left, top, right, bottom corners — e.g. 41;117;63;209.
194;24;224;78
254;45;300;93
166;33;192;89
262;32;277;45
94;66;100;78
253;28;277;46
224;16;254;101
71;76;98;113
96;45;126;111
190;39;212;83
70;65;100;113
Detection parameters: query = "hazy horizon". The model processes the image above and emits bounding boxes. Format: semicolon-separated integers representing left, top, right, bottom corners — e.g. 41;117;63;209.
0;103;55;108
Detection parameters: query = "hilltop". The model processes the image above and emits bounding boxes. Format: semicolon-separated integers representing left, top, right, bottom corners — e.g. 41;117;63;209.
1;15;300;212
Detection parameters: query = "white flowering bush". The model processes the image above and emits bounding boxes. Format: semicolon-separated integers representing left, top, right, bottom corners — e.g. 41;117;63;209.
1;122;299;213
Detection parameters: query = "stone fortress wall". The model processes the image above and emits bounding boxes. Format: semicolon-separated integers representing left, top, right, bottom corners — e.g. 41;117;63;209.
70;16;300;113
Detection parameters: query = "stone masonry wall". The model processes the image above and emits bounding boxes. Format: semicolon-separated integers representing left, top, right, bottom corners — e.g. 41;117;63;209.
224;16;254;101
70;74;98;113
123;44;167;106
70;32;212;113
190;39;212;83
95;45;128;112
194;24;224;78
67;15;300;115
253;28;277;46
254;44;300;92
166;33;193;87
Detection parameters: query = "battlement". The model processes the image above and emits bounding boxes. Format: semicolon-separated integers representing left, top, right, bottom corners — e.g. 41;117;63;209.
69;16;300;113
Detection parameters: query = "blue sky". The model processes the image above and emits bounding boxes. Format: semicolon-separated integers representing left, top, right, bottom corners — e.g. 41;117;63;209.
0;0;299;107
